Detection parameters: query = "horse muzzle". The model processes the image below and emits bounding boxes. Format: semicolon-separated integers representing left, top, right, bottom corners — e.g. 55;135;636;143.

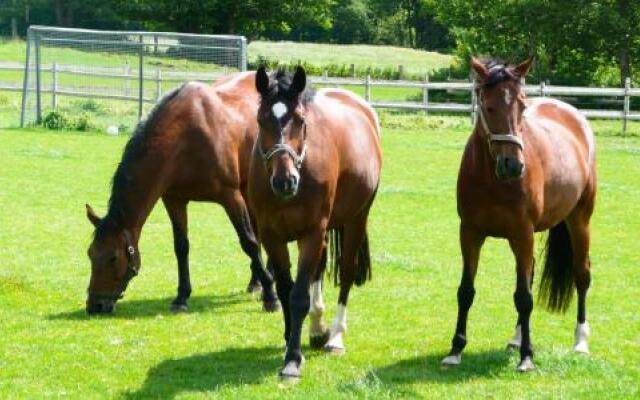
86;294;118;314
270;172;299;199
495;155;525;180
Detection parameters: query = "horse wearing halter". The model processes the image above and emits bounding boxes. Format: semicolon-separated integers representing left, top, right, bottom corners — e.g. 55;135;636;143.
475;64;526;153
258;108;308;171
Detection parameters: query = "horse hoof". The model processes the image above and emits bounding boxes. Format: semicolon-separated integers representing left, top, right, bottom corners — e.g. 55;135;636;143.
279;361;302;382
323;344;345;355
309;331;330;349
169;303;188;313
506;343;520;351
262;298;281;313
246;282;262;294
573;343;590;355
441;353;462;367
516;357;536;372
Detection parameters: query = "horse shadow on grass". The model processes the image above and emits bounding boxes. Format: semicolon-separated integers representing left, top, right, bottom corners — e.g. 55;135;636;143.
46;292;257;321
371;349;514;388
122;346;282;399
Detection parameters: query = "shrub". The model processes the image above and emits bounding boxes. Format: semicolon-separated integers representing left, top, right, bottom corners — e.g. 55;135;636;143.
42;111;69;130
41;110;96;131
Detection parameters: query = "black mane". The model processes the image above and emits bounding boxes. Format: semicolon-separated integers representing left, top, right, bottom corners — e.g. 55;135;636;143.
265;69;316;105
478;59;520;87
94;85;184;239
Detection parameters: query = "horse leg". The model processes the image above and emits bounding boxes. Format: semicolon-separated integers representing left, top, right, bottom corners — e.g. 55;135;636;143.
246;212;262;294
309;241;330;349
222;190;279;312
507;258;535;350
509;229;536;372
324;217;369;355
280;228;325;380
162;197;192;312
262;239;293;345
442;224;484;366
567;206;593;354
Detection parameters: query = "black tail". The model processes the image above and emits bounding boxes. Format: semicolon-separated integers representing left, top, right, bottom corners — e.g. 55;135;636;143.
538;221;575;313
329;228;372;287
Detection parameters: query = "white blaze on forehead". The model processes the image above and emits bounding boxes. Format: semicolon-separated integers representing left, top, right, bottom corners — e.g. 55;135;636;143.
504;88;513;105
272;102;288;119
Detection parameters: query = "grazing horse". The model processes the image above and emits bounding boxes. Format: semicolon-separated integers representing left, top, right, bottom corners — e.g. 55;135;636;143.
442;57;596;372
85;72;279;314
249;67;382;380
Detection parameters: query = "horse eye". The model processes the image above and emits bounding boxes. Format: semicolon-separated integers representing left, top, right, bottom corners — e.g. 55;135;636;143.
109;255;117;265
486;106;495;113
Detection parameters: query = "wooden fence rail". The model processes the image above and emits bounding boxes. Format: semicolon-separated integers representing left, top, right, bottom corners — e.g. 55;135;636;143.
1;62;637;132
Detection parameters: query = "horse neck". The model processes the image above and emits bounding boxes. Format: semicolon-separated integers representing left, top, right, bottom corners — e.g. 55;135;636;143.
104;152;167;244
469;127;495;176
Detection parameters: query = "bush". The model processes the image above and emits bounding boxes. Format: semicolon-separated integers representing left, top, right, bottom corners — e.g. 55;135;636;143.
41;110;96;132
42;111;69;130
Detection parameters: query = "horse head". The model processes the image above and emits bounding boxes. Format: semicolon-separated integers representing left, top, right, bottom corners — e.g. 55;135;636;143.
255;66;312;200
85;204;140;314
471;56;533;180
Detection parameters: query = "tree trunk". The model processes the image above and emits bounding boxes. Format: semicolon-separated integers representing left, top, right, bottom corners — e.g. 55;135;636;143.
619;48;632;87
54;0;65;26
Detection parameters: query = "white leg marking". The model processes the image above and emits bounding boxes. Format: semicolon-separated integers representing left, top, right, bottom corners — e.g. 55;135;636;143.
308;280;327;337
325;303;347;353
441;353;462;366
507;324;522;349
573;321;590;354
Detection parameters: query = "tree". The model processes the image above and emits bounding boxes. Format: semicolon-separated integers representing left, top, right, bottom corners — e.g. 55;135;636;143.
435;0;639;85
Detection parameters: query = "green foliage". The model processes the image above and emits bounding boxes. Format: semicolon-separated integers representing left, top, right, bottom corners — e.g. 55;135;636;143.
41;110;96;132
434;0;639;86
42;111;69;130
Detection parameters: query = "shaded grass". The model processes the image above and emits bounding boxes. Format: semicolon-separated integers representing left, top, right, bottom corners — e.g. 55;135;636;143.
0;116;639;398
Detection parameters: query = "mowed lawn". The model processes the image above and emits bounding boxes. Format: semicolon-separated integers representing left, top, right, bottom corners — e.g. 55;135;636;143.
0;116;638;399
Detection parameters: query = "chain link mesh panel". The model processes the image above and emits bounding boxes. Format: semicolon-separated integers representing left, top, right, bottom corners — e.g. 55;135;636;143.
21;26;247;131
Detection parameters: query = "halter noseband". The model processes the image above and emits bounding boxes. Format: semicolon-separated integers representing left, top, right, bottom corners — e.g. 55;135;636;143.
258;119;308;170
476;88;525;152
88;230;139;303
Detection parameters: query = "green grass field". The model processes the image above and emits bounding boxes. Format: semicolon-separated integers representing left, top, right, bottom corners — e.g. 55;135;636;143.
1;115;639;399
248;41;455;76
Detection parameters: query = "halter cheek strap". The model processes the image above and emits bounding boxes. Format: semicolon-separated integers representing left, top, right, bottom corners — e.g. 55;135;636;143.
88;230;139;302
476;95;525;151
259;121;308;170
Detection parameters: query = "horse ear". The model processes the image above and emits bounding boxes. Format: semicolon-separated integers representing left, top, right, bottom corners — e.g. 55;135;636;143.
291;66;306;96
256;66;269;96
86;204;101;228
515;57;534;78
470;57;489;80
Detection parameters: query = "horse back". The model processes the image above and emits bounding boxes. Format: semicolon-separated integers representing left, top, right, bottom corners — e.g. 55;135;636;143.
524;98;595;169
152;73;259;200
311;89;382;224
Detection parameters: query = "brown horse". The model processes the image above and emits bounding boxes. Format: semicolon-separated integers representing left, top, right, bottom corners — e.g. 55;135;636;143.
249;67;382;380
442;57;596;372
85;72;279;314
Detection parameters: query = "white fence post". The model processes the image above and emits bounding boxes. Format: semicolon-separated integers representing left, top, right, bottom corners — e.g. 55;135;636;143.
35;32;42;124
623;77;631;134
540;81;546;97
423;74;429;115
124;65;131;97
52;63;58;109
365;75;371;102
138;34;144;121
470;82;476;124
155;69;162;101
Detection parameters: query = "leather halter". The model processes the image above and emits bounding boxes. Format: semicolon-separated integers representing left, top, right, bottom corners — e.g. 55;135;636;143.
258;119;308;170
88;230;139;303
476;89;525;152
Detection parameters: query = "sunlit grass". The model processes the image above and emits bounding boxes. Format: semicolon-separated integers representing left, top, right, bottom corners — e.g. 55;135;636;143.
0;116;639;398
